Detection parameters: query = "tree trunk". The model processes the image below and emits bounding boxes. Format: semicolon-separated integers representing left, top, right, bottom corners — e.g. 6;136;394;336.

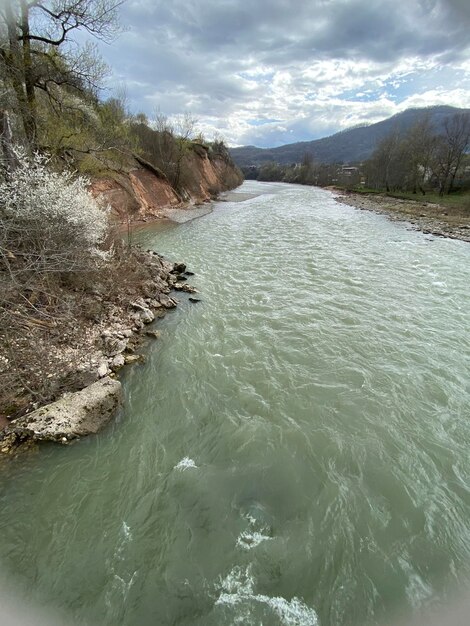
0;109;19;174
3;1;34;148
20;0;37;147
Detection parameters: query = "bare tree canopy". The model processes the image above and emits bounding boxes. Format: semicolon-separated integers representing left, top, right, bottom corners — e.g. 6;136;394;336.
0;0;125;147
364;113;470;196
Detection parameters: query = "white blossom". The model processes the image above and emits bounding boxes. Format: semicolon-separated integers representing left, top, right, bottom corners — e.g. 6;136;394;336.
0;151;110;271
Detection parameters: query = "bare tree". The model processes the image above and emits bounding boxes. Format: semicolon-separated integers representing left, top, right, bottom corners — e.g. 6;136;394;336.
150;110;198;190
431;113;470;195
365;130;402;191
403;115;436;194
0;0;124;147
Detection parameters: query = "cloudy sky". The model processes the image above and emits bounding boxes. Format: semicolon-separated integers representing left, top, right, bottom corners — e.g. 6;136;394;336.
97;0;470;147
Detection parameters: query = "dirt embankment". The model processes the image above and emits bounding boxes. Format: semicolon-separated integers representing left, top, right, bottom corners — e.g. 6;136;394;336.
90;148;243;223
0;144;242;456
0;250;198;455
334;190;470;243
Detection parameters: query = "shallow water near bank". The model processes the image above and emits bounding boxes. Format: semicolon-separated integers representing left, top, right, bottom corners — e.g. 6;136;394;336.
1;181;470;625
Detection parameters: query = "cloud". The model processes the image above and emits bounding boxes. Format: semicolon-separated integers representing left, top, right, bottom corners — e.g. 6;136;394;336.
96;0;470;147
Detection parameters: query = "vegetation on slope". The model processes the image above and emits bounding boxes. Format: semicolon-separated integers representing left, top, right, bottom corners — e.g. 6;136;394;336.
230;106;470;167
0;1;241;422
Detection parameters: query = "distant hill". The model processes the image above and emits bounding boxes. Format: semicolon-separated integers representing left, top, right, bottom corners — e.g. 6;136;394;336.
230;106;470;167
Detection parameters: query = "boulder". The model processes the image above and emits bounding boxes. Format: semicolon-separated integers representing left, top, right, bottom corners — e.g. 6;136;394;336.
103;336;128;357
182;284;198;294
111;354;125;370
97;361;110;378
159;294;177;308
125;354;144;365
3;377;122;445
145;330;161;339
172;262;186;274
139;307;155;324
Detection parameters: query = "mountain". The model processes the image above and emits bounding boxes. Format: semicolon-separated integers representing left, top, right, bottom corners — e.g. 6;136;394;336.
229;106;470;167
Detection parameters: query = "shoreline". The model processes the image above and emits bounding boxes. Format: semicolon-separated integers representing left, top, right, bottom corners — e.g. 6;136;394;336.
120;186;258;228
333;189;470;243
0;251;197;456
1;183;250;457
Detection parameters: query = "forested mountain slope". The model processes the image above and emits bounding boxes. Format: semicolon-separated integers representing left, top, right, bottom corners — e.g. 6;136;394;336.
230;106;470;166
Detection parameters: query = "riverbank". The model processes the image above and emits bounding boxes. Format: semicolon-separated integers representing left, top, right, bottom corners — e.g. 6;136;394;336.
0;249;197;455
333;189;470;242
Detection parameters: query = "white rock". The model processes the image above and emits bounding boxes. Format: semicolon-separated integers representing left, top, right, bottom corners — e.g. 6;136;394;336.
8;377;122;441
97;362;109;378
111;354;125;370
139;307;155;324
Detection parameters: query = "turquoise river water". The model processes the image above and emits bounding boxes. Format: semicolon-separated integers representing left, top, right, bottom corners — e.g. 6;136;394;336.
1;181;470;625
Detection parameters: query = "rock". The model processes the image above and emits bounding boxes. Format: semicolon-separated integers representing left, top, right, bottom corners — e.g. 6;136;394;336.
97;362;109;378
172;282;197;293
124;354;144;365
147;299;162;309
122;329;133;338
161;260;174;274
139;307;155;324
159;294;177;308
172;262;186;274
141;280;160;298
176;274;187;281
145;330;161;339
105;337;128;357
130;299;148;311
189;297;201;303
131;315;144;330
111;354;125;370
3;377;122;444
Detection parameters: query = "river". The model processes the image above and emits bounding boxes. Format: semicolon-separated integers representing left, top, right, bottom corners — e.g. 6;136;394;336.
1;181;470;625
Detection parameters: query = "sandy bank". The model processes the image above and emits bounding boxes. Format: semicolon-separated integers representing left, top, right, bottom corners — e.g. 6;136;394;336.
218;190;259;203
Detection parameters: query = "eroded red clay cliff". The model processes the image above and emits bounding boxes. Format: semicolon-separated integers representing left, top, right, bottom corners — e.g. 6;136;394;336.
90;146;243;222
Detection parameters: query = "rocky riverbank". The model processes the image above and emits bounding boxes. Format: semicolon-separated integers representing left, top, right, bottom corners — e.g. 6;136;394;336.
334;190;470;243
0;250;197;456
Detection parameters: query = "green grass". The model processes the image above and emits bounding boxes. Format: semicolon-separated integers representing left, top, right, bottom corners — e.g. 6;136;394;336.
386;190;470;211
338;185;470;215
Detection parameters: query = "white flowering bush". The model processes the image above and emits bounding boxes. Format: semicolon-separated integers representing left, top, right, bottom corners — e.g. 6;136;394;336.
0;151;110;273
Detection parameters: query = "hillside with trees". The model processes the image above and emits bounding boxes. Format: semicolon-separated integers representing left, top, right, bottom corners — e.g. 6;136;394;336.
240;110;470;203
0;0;242;428
230;106;470;168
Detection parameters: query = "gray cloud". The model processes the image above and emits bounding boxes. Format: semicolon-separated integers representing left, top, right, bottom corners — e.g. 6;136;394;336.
97;0;470;146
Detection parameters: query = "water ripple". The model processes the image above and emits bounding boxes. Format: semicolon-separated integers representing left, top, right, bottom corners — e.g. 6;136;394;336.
1;182;470;625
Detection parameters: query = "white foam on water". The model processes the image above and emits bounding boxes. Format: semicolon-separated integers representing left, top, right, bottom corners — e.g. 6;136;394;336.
398;557;433;609
104;522;137;611
236;511;273;550
121;521;132;541
236;529;272;550
174;457;198;471
215;565;319;625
